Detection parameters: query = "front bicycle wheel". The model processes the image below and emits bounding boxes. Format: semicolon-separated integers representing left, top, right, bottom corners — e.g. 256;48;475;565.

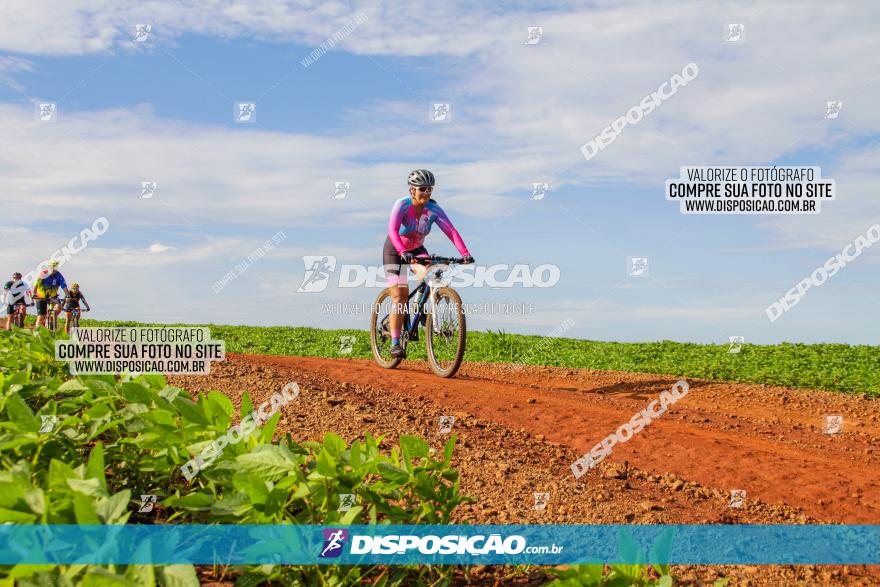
425;287;466;378
47;309;56;332
370;288;402;369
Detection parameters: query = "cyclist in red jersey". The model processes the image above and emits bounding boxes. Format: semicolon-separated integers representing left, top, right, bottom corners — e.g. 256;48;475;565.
383;169;474;358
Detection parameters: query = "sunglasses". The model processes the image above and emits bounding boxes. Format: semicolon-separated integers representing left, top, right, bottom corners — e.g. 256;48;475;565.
414;186;434;193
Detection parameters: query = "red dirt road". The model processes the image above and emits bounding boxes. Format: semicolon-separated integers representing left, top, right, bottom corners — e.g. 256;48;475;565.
230;354;880;525
171;354;880;585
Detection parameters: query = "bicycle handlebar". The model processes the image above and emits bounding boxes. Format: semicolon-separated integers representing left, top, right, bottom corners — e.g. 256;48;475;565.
412;255;472;265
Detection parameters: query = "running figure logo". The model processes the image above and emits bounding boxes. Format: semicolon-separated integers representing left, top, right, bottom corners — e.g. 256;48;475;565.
297;255;337;293
628;256;649;277
38;103;57;122
728;489;746;508
530;182;549;200
141;181;157;199
823;415;843;435
438;415;455;434
235;102;256;123
825;101;843;119
333;181;351;199
319;528;349;558
337;494;356;511
138;494;157;513
39;415;58;434
430;103;451;123
524;27;543;45
724;23;744;42
728;336;744;354
533;492;550;510
133;24;152;42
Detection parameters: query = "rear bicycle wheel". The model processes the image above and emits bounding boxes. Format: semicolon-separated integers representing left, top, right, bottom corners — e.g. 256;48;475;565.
425;287;466;378
370;288;402;369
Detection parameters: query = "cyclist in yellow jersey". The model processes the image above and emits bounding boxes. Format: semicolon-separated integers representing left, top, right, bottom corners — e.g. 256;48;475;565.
32;260;70;329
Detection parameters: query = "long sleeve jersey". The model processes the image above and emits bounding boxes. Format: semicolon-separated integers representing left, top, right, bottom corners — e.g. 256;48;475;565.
387;197;470;257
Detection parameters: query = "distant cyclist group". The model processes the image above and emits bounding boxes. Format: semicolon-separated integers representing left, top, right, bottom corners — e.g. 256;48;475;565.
2;260;90;333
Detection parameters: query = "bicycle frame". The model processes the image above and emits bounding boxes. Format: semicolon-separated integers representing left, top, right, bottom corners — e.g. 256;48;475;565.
401;280;431;343
68;307;82;327
380;256;460;348
12;303;28;328
45;298;62;332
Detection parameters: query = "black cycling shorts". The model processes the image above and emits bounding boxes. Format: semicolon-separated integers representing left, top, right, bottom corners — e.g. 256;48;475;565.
34;298;59;316
382;236;428;280
6;302;26;316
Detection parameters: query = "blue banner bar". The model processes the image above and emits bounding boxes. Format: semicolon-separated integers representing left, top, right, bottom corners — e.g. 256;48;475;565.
1;525;878;565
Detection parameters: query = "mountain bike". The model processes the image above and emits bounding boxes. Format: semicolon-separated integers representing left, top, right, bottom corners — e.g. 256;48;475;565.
370;255;467;378
45;297;62;333
65;305;88;330
11;302;32;329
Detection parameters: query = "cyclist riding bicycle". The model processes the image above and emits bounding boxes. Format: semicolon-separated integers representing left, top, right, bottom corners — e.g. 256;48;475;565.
383;169;474;359
32;260;70;330
3;272;31;330
62;282;91;334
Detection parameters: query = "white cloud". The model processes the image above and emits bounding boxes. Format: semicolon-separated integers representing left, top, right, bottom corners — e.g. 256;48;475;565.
0;0;510;57
148;243;176;253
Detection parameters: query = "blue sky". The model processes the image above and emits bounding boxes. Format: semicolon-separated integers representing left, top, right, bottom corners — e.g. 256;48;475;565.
1;1;879;344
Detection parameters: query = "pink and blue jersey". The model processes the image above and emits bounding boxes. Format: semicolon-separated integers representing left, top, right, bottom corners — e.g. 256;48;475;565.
387;197;470;257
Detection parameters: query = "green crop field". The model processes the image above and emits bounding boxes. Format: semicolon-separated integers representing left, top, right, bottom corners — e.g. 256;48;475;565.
78;319;880;396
